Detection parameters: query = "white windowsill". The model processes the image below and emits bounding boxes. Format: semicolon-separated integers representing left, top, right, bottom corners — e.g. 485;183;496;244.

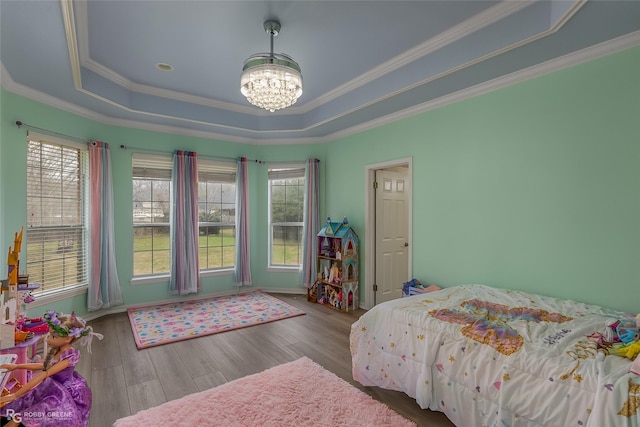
201;268;234;278
26;286;88;310
130;274;170;286
130;268;233;286
266;266;301;273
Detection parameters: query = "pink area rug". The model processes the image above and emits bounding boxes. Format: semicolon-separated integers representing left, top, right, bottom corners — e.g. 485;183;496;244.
127;290;305;349
114;357;416;427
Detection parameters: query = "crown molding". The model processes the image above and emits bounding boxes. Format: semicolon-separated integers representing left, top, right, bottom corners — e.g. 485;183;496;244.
62;0;589;135
3;31;639;146
299;0;535;113
324;30;640;142
69;0;582;117
69;0;533;116
61;0;82;90
72;0;289;116
0;63;256;145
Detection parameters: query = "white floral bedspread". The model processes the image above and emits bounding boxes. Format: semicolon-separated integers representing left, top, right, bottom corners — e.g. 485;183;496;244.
350;284;640;427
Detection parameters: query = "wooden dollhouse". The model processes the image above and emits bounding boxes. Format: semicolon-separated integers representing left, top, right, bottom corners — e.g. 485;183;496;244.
307;216;359;312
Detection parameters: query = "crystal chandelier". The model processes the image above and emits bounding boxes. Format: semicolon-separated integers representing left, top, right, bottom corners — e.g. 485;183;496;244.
240;21;302;112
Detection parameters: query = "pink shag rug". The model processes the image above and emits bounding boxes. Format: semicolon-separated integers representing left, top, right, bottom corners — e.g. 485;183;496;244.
127;291;305;349
114;357;416;427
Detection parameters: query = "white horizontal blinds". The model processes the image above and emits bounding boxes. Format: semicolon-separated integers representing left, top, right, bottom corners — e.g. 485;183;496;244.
132;153;172;179
268;165;305;179
25;131;88;293
198;159;236;183
132;155;237;180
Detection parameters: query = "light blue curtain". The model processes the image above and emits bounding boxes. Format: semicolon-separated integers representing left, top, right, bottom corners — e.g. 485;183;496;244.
170;150;200;295
300;158;320;287
87;141;123;311
234;157;252;286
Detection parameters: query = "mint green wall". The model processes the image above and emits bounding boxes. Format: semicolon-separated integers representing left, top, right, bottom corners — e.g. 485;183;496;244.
0;91;325;316
2;46;638;315
326;46;640;313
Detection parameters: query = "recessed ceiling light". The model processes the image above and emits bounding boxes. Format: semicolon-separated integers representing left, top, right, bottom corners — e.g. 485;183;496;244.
156;63;173;72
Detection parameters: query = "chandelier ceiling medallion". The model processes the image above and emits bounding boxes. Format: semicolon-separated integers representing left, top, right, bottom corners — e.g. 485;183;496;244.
240;20;303;112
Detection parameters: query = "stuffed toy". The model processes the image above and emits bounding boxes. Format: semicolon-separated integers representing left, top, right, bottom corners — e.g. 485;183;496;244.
623;341;640;360
605;315;640;344
608;340;640;359
619;314;640;344
619;327;640;345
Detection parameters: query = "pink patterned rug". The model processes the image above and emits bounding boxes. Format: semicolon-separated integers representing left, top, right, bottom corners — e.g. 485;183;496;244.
127;291;305;349
114;357;416;426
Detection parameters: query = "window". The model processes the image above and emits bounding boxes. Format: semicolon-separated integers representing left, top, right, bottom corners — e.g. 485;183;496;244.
26;132;88;294
132;154;171;276
132;155;237;277
268;164;305;267
198;160;236;270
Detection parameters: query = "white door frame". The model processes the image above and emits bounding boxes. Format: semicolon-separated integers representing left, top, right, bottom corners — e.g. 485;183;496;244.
363;157;413;310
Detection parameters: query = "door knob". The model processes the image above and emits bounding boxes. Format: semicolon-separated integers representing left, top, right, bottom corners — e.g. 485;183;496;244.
404;242;409;247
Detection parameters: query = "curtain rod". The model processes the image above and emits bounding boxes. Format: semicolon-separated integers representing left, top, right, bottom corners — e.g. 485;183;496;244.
118;144;264;164
15;120;315;165
15;120;90;144
15;120;264;164
120;146;316;166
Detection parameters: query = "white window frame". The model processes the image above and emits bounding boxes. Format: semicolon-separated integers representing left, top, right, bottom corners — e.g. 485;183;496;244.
197;159;237;273
131;153;172;281
25;131;89;300
267;163;305;269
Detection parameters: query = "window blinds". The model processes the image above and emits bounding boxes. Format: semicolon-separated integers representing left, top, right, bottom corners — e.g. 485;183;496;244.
132;153;236;182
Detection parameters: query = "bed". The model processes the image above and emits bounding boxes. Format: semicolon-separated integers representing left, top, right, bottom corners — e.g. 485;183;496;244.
350;284;640;427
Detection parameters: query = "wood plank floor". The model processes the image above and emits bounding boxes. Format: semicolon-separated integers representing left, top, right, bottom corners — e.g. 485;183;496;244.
78;293;455;427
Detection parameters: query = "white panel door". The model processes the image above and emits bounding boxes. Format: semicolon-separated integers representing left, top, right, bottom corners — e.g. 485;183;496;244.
375;168;409;305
